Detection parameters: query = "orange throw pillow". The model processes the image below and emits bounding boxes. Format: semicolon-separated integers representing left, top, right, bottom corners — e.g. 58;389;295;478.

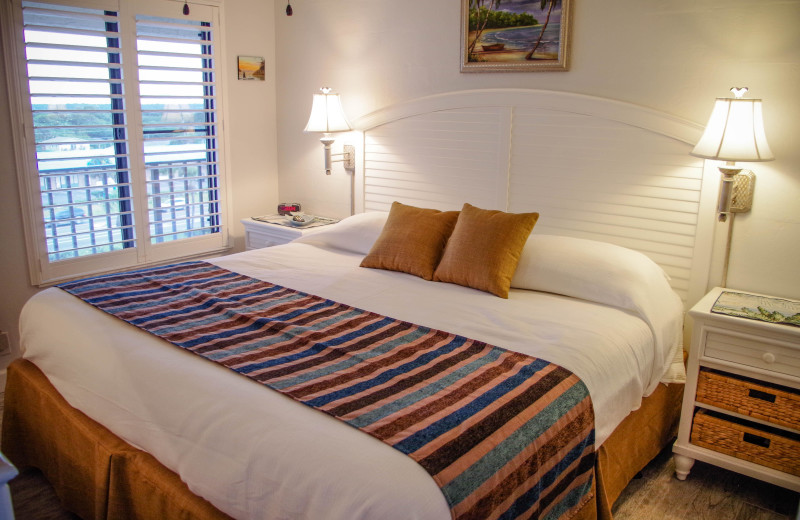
433;203;539;298
360;202;460;280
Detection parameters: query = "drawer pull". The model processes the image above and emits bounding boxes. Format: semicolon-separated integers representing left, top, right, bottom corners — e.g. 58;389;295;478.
747;389;777;403
742;432;771;449
761;352;776;364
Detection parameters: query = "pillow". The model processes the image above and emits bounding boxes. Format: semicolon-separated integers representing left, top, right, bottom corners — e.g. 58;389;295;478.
510;234;685;393
360;202;460;280
433;203;539;298
292;211;388;254
511;234;672;309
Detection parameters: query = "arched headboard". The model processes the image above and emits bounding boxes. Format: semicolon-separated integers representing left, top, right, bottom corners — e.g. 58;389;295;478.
352;89;718;308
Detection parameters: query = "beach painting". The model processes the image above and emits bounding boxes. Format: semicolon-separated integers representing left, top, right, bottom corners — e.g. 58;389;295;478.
237;56;266;81
461;0;571;72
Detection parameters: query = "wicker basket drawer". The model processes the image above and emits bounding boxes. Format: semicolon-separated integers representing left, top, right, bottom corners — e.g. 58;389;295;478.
696;369;800;430
691;410;800;477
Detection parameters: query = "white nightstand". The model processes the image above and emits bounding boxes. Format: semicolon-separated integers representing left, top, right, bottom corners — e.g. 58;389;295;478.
241;215;337;250
673;287;800;494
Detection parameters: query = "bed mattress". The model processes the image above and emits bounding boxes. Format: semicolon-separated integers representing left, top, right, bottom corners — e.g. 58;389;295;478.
19;234;685;519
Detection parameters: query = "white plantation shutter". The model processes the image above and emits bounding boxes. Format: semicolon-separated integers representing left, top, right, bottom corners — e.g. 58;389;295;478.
23;3;136;262
136;14;222;245
12;0;229;284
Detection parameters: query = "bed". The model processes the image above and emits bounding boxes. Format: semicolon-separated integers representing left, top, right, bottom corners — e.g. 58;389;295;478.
4;89;717;520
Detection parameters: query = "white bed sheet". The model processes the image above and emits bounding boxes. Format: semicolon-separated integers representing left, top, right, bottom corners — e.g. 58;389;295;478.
20;242;679;520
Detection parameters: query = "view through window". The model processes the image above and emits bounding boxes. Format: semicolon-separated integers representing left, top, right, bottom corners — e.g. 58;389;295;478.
22;1;222;263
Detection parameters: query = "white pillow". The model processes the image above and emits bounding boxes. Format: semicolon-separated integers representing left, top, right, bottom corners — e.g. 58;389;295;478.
293;211;388;255
511;234;671;310
511;234;684;394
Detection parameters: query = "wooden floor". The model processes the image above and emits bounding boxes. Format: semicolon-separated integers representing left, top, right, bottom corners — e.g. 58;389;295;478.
2;392;799;520
612;447;799;520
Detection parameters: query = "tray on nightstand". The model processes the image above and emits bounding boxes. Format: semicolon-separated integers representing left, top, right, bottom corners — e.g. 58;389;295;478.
711;291;800;327
252;215;339;229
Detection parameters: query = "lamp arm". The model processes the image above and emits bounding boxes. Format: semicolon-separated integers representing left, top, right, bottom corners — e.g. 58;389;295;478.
332;145;355;170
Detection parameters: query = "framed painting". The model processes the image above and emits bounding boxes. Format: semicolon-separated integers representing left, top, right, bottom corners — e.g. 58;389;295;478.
237;55;266;80
461;0;571;72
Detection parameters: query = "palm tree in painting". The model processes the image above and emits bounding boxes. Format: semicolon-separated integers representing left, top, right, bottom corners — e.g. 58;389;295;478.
525;0;559;60
468;0;502;55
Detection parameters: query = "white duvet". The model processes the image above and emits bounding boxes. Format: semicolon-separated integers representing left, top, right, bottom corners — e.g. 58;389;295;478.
19;214;685;520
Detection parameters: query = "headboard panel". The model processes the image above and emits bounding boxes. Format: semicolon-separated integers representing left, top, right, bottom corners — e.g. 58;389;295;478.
507;106;703;299
353;89;717;307
362;106;510;212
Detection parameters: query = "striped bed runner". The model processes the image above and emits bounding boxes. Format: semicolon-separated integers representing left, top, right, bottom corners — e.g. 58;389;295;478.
59;261;595;520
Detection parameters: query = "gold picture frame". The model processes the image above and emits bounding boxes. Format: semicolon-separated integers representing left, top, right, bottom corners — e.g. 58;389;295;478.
460;0;571;72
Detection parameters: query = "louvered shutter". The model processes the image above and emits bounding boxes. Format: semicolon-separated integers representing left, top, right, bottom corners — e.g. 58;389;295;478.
23;2;136;262
14;0;229;284
136;14;222;245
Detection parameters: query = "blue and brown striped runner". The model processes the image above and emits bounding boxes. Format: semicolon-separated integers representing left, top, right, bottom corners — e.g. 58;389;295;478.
59;261;595;520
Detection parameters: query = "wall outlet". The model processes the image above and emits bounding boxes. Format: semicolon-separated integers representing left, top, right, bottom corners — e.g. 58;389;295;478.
0;331;10;358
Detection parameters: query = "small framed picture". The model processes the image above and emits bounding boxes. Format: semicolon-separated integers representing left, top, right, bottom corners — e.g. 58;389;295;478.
460;0;571;72
237;56;265;80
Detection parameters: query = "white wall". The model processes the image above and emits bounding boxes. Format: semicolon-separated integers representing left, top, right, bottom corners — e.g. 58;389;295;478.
0;0;279;361
274;0;800;301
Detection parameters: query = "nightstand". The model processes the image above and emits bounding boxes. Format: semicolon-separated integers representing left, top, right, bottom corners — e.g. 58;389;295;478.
673;287;800;494
241;215;338;250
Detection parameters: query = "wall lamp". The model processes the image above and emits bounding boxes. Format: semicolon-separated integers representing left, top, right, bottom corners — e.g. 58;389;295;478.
691;87;774;222
304;87;355;175
691;87;774;286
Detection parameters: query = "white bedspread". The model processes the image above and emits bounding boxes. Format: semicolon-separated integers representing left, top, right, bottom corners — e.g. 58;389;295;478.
20;242;683;520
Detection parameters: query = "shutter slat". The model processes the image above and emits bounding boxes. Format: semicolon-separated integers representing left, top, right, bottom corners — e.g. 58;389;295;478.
137;51;213;60
25;42;121;54
24;24;121;40
27;59;121;69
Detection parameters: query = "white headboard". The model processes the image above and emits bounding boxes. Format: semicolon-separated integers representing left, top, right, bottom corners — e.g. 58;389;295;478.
352;89;718;308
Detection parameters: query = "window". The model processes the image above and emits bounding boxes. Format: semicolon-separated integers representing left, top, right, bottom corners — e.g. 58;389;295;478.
6;0;229;284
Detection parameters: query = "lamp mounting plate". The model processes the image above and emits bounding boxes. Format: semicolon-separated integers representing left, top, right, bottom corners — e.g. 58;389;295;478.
731;169;755;213
342;144;355;170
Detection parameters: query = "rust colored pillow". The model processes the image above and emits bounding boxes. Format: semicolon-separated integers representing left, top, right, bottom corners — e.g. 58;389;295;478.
360;202;460;280
433;203;539;298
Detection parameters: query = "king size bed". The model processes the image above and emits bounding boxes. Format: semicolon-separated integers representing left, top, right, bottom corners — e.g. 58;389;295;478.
3;89;718;520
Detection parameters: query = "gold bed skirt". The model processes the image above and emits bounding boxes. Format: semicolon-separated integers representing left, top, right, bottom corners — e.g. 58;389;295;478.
1;359;682;520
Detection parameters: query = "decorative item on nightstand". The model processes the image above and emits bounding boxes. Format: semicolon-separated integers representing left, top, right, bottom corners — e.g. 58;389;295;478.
672;287;800;497
304;87;355;175
691;87;774;287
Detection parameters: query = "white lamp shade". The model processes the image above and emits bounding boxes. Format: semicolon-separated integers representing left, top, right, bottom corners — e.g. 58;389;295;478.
304;91;352;133
691;98;774;162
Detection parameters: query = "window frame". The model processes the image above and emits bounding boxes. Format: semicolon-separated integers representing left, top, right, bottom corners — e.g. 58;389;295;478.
2;0;232;286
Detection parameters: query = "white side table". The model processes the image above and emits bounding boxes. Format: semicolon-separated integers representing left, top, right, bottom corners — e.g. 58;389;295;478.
673;287;800;497
241;216;337;250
